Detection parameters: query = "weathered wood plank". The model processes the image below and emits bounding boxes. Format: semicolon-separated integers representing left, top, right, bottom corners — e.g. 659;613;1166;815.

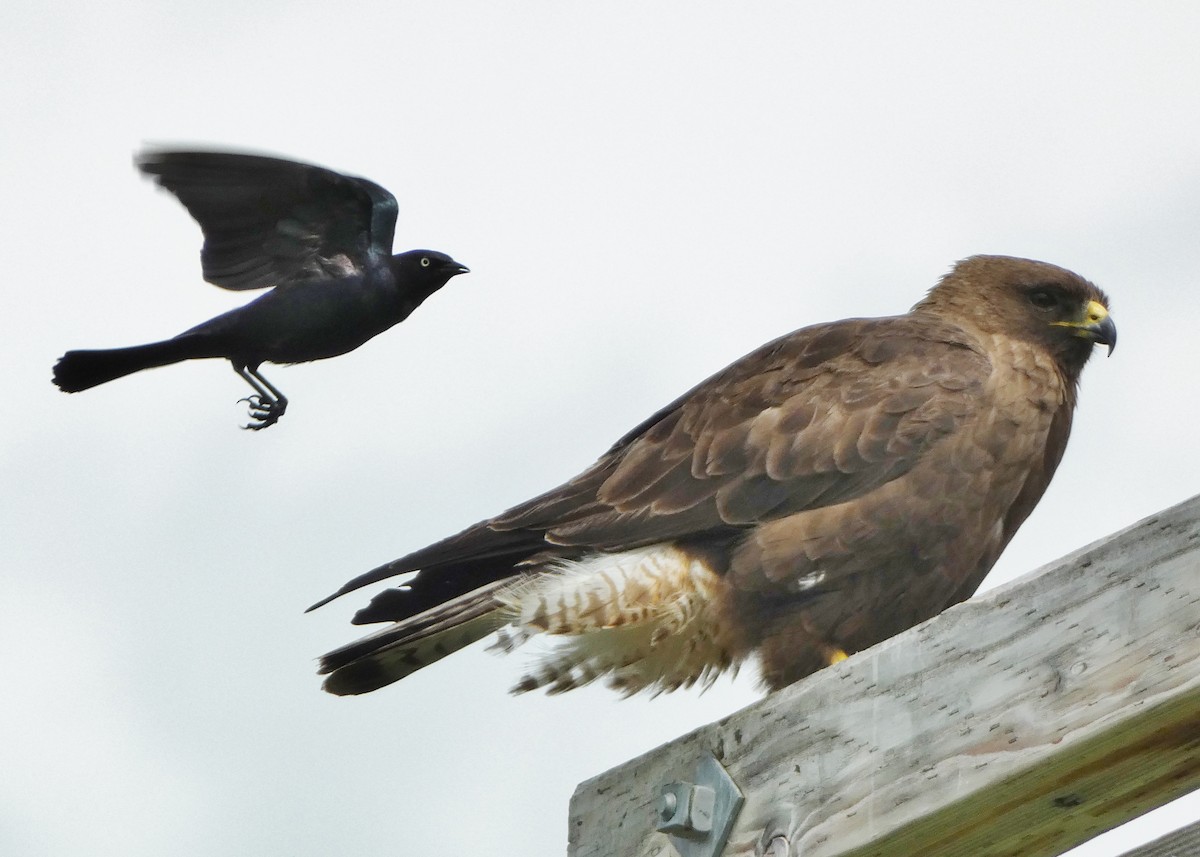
568;495;1200;857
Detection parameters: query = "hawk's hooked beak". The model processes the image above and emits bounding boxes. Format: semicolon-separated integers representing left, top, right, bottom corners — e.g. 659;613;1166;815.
1054;300;1117;356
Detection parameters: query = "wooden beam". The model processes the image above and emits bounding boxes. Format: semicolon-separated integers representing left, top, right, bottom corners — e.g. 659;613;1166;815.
568;494;1200;857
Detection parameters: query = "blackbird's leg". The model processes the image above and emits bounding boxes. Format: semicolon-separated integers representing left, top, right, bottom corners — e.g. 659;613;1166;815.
234;364;288;430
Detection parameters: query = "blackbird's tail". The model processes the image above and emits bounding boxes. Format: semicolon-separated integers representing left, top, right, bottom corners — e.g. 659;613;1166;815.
53;335;213;392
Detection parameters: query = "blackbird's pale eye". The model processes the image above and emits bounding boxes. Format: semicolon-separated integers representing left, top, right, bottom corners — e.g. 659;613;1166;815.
420;257;431;267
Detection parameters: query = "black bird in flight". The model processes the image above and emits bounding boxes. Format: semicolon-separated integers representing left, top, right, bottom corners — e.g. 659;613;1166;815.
53;150;469;429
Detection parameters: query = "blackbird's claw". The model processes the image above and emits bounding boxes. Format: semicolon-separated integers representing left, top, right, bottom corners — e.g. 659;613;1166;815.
238;394;287;430
234;366;288;430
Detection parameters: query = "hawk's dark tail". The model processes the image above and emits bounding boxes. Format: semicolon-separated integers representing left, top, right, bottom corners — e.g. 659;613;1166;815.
53;336;212;393
319;581;509;695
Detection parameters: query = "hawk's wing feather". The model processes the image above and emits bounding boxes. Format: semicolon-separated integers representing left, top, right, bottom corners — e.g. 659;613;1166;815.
320;580;509;694
137;150;398;291
311;314;992;617
496;315;989;544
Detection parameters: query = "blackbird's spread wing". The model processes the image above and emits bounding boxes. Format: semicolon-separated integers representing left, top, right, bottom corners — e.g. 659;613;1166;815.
137;150;398;291
314;313;993;615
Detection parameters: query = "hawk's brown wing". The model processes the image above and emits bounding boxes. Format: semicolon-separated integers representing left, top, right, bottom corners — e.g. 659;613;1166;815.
311;313;992;614
499;316;989;546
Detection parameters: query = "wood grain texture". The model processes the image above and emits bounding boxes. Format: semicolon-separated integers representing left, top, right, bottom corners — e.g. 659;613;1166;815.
568;494;1200;857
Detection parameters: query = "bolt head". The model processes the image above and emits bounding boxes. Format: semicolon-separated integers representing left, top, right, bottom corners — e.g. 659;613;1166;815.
659;791;678;821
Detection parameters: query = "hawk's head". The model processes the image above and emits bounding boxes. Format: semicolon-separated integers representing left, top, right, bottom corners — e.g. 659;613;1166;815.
918;255;1116;378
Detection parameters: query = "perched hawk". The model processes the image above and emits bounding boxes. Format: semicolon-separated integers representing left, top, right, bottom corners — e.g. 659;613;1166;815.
312;255;1115;696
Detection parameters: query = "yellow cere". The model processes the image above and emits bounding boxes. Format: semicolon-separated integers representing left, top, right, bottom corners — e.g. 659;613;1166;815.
1052;299;1109;332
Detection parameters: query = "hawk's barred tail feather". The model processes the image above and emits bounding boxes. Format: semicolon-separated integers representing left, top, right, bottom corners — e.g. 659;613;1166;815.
320;545;741;697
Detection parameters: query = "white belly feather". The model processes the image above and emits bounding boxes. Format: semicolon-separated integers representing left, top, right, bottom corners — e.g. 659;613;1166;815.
491;544;738;695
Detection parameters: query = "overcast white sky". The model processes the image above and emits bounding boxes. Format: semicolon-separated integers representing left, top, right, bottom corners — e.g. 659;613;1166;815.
3;3;1199;855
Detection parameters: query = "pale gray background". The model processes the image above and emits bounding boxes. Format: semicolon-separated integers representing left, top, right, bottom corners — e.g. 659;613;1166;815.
3;3;1198;855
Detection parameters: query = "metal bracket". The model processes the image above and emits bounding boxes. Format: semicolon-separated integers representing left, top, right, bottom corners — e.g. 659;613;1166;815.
656;752;744;857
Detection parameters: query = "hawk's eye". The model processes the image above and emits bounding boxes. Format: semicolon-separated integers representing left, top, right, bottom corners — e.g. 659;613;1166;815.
1028;289;1057;309
420;257;431;268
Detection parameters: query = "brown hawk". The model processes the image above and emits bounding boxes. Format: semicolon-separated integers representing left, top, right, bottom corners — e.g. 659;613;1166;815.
310;255;1115;696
